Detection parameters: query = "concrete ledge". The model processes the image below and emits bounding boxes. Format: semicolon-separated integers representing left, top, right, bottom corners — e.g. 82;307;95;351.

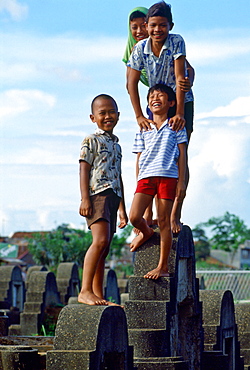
203;324;217;344
125;301;168;329
128;329;168;357
128;276;171;301
47;350;91;370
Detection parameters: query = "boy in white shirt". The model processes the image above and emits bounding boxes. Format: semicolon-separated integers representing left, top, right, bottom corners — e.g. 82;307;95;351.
129;84;187;279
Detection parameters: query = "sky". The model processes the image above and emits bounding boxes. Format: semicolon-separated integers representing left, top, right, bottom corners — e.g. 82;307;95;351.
0;0;250;237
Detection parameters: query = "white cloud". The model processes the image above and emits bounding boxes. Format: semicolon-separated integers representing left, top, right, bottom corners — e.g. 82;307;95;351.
1;33;124;65
0;89;56;120
0;0;28;21
185;29;250;66
196;96;250;120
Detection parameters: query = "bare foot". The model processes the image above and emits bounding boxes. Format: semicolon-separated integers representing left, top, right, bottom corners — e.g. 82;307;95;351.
130;229;154;252
78;292;108;306
144;267;170;280
171;218;183;235
133;227;140;235
106;301;123;307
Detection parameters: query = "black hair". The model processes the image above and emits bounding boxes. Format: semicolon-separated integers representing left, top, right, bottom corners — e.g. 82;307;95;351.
130;10;146;22
91;94;118;113
147;83;176;102
146;1;173;25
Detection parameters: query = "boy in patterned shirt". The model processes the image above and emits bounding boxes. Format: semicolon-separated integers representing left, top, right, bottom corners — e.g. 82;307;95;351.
129;84;187;279
78;94;128;305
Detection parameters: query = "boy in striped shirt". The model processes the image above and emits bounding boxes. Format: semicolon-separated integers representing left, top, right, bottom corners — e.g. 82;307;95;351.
129;84;187;279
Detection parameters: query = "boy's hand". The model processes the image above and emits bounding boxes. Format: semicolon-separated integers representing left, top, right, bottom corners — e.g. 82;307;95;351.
176;180;186;202
137;115;154;131
169;114;185;132
178;77;192;92
79;198;92;217
118;211;128;229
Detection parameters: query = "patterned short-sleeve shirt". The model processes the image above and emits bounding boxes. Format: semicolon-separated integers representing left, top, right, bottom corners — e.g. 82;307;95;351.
79;128;122;197
128;34;194;103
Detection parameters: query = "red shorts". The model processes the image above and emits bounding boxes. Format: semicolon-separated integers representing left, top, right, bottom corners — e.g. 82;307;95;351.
135;177;177;201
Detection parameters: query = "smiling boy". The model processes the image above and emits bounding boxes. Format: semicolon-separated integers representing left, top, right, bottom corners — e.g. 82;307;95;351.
127;1;194;234
78;94;128;305
129;84;187;279
127;1;194;134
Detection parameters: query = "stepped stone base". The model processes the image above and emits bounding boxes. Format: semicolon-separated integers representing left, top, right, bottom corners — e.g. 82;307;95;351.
128;276;170;301
47;350;91;370
203;324;217;344
20;313;39;336
202;351;229;369
125;300;168;329
129;329;168;357
134;356;189;370
241;349;250;364
0;345;40;370
240;332;250;348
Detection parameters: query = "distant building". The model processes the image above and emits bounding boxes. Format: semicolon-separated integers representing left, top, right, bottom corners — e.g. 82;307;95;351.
240;240;250;268
210;240;250;269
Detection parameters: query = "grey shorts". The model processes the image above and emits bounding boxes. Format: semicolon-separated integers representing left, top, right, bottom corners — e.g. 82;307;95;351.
86;189;121;234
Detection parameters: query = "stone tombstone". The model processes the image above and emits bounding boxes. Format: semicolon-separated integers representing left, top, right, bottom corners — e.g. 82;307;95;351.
0;265;25;312
20;271;61;335
235;302;250;368
0;345;40;370
46;304;134;370
0;311;9;336
104;269;121;304
25;265;47;290
125;227;190;369
214;290;244;370
169;225;203;370
56;262;80;304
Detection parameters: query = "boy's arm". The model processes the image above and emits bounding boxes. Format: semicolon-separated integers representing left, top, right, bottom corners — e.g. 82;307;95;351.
135;152;141;178
127;68;154;130
170;55;186;131
178;59;195;92
176;142;187;202
118;175;128;229
79;161;92;217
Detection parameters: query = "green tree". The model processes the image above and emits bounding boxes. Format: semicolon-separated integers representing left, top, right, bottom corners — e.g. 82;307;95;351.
27;223;133;271
27;224;92;270
199;212;250;262
192;226;210;261
109;224;133;259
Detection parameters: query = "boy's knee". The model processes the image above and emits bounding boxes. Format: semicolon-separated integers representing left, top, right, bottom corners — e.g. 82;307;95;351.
158;217;171;230
94;237;110;252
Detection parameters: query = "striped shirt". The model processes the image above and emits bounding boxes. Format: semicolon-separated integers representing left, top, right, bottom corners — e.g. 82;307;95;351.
132;121;187;181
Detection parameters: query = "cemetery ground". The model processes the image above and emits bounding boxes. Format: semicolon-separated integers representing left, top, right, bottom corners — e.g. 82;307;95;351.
0;225;249;369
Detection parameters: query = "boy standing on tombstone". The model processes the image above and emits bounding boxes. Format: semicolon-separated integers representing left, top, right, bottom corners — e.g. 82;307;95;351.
78;94;128;305
129;84;187;279
127;1;194;234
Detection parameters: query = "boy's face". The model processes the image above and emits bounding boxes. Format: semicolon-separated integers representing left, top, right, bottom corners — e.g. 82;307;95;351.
148;89;175;115
146;16;172;44
130;17;148;42
90;98;119;134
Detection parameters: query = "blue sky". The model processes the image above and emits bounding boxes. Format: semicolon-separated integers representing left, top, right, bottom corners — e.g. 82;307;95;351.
1;0;250;236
